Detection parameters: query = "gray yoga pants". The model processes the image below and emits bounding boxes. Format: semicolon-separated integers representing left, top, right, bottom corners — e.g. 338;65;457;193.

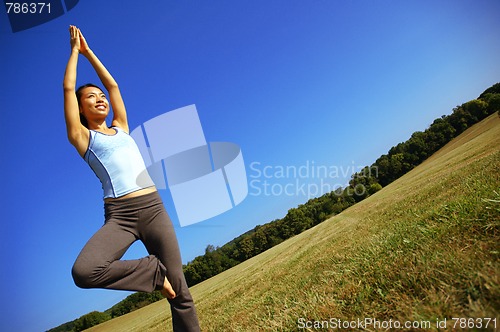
71;191;200;332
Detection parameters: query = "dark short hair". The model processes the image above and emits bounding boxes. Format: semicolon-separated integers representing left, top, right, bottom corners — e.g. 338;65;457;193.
75;83;104;128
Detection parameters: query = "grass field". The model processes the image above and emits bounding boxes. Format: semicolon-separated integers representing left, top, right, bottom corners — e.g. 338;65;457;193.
86;114;499;331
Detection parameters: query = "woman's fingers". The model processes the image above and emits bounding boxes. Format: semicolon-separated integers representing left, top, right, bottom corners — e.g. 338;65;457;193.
77;28;90;53
69;25;81;51
70;26;76;39
69;25;79;39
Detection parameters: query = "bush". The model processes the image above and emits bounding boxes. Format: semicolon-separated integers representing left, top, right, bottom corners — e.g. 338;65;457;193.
73;311;111;331
368;183;383;195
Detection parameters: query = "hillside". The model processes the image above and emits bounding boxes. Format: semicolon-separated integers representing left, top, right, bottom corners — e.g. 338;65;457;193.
84;113;499;331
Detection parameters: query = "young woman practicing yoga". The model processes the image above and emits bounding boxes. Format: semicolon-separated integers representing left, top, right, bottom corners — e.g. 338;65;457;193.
63;25;200;331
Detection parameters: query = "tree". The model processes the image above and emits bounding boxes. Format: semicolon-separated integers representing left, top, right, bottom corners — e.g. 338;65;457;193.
426;117;456;152
478;82;500;98
74;311;110;331
237;237;254;261
284;207;312;236
184;261;203;286
407;131;428;164
253;226;269;253
461;99;489;123
480;93;500;115
448;105;471;134
368;183;383;195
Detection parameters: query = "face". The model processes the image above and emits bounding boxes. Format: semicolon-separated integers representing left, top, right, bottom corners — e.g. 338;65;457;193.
79;86;109;120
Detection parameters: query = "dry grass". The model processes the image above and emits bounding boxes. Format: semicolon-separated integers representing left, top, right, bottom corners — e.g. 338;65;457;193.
86;114;500;331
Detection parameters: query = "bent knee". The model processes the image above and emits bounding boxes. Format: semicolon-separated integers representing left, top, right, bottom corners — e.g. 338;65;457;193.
71;260;95;289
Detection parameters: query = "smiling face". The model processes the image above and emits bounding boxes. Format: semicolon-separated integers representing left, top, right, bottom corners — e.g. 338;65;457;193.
78;86;109;124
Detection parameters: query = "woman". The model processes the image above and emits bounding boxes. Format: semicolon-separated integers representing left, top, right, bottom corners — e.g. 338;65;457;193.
63;25;200;331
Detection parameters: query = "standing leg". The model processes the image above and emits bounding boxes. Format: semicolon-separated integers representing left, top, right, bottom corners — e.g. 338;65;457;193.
138;199;200;332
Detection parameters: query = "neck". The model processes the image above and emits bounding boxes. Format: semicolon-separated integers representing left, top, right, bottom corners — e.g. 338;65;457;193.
87;120;109;131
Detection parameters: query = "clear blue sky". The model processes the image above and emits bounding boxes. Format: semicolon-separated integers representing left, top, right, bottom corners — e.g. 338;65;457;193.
1;1;499;331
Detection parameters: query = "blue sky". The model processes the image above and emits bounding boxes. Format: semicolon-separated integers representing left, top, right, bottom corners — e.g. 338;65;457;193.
1;1;499;331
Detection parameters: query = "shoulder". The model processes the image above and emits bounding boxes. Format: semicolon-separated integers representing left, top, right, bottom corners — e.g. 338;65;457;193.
111;120;129;134
112;125;130;134
112;126;129;135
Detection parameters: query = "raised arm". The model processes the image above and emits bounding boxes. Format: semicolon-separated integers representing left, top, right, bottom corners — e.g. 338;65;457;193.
77;28;129;133
63;25;89;157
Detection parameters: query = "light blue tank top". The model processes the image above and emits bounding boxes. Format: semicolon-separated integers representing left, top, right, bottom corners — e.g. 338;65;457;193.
84;127;155;199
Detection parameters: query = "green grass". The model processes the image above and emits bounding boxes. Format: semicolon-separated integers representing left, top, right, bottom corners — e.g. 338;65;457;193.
86;114;500;331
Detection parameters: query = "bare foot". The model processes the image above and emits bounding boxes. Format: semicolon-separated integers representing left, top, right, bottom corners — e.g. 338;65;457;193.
161;277;176;299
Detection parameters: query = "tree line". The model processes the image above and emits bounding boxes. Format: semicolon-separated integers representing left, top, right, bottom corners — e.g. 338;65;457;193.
182;82;500;286
48;82;499;331
367;86;500;187
47;292;164;332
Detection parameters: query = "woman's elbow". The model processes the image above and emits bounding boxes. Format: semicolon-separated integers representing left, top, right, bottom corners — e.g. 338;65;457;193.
63;82;76;92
